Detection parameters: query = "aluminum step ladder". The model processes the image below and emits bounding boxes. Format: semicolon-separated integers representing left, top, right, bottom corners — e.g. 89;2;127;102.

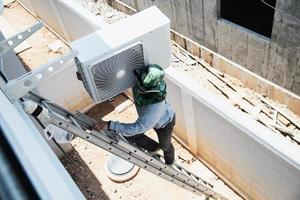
24;91;229;200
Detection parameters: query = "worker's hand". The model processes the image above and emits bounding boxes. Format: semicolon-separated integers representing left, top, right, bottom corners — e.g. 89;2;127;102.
93;120;108;131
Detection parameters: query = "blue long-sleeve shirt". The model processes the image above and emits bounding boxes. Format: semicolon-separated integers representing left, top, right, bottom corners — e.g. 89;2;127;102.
109;100;175;137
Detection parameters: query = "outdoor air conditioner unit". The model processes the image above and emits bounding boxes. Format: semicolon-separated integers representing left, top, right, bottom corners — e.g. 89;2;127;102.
70;6;170;103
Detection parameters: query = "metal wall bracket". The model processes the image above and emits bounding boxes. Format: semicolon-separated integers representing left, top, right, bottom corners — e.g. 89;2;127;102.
0;21;43;57
4;50;78;101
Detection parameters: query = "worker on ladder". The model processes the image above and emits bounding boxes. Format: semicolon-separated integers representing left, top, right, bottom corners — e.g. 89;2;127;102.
94;64;176;165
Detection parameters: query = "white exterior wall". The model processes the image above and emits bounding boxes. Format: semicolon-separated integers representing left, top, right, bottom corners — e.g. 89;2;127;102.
166;67;300;200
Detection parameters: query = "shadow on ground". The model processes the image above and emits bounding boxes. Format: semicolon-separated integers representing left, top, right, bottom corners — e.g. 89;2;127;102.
60;94;131;200
85;94;129;120
60;149;110;200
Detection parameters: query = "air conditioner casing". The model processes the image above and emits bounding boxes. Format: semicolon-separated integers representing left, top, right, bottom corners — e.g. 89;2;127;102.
70;6;170;102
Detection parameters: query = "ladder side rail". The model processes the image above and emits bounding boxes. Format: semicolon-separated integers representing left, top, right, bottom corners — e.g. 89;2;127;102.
66;109;221;198
70;108;219;196
47;112;227;200
116;138;224;199
48;114;210;198
24;94;228;200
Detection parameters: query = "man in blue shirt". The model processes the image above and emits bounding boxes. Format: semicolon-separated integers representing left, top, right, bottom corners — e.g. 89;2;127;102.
94;64;176;165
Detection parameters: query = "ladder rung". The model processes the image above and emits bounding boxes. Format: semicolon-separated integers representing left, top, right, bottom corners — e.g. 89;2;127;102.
23;95;229;200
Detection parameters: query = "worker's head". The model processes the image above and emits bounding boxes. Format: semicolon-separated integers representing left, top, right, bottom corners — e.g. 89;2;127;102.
133;64;167;106
133;64;166;94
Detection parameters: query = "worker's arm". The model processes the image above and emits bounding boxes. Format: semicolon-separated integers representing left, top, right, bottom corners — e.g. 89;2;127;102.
108;101;164;137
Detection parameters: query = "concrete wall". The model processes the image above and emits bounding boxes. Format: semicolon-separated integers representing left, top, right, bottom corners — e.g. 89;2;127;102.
166;67;300;200
118;0;300;97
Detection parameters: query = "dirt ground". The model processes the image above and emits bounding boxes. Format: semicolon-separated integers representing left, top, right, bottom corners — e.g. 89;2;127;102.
2;1;69;70
61;94;242;200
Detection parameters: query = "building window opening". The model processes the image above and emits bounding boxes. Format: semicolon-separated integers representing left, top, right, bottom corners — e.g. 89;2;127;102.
220;0;276;38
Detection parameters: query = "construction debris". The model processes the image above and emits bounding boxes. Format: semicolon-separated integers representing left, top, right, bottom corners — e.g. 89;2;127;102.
171;42;300;145
48;40;65;53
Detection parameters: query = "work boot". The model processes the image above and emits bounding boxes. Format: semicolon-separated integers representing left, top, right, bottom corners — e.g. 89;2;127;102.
163;144;175;165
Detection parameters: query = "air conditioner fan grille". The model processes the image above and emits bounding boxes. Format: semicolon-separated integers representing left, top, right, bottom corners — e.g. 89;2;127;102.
91;44;145;101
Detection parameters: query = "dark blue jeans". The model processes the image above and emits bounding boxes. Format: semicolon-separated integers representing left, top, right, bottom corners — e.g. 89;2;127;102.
125;116;176;164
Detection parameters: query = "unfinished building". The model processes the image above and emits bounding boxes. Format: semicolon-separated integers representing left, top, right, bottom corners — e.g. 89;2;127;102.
0;0;299;200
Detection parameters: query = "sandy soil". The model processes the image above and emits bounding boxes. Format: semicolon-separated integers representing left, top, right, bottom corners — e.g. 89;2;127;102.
61;94;242;200
2;1;69;70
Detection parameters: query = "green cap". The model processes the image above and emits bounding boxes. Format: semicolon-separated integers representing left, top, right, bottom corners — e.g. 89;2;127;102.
133;64;167;107
140;64;165;88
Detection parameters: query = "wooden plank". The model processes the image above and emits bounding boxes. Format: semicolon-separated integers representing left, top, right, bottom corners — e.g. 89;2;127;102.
261;97;300;129
172;40;300;127
201;49;213;66
186;41;200;58
174;34;186;49
207;76;257;116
